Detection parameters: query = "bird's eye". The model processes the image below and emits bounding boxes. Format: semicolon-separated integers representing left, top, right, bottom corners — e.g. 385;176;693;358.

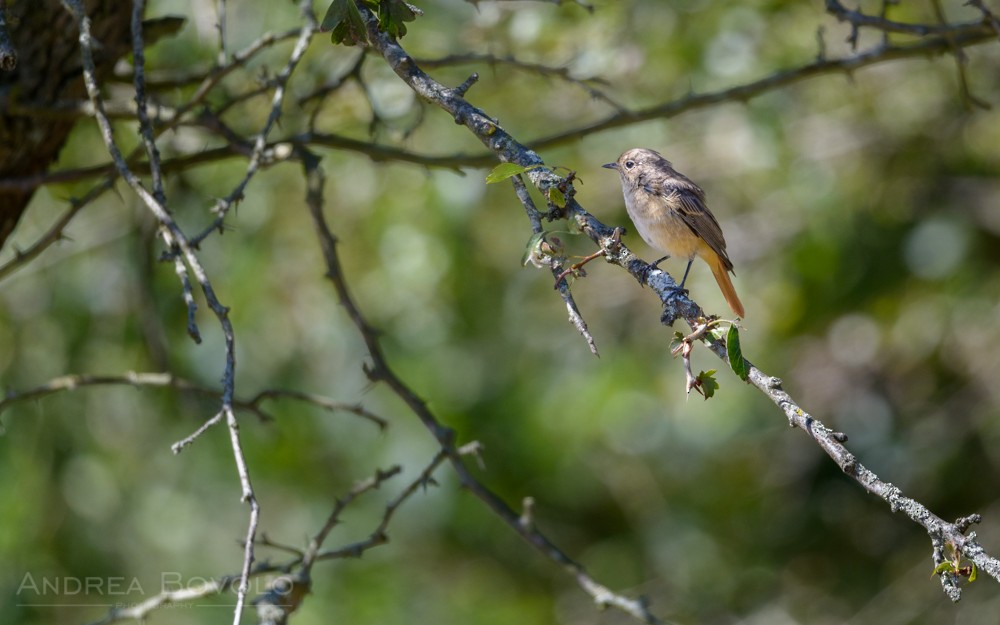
624;160;635;169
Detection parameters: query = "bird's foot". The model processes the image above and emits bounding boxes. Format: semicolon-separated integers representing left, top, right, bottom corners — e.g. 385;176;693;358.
638;255;670;284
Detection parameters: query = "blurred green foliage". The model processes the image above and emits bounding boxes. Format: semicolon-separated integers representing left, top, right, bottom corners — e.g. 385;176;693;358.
2;1;1000;624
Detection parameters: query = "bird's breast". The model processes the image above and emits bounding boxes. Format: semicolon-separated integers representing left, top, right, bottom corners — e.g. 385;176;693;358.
622;185;703;259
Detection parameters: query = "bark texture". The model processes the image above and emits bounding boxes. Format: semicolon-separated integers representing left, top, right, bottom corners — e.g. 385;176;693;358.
0;0;133;249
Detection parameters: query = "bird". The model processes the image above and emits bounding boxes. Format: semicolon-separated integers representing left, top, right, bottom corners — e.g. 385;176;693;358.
603;148;745;318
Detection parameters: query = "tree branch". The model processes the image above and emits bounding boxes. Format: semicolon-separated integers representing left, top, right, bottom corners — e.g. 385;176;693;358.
3;9;992;208
300;134;664;622
87;451;455;625
0;371;387;430
825;0;989;37
355;0;1000;609
528;23;997;151
63;2;255;621
191;0;317;246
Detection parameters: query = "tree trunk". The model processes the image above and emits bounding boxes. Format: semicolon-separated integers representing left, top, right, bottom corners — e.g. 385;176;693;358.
0;0;134;250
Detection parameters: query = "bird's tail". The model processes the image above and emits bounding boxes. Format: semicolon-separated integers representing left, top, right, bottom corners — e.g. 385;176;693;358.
706;253;745;318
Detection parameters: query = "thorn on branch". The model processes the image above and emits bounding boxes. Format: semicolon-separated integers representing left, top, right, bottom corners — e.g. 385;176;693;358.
847;22;860;50
361;361;381;381
518;496;536;531
374;466;402;484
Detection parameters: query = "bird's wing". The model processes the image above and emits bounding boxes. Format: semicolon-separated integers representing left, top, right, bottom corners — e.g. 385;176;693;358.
643;178;734;271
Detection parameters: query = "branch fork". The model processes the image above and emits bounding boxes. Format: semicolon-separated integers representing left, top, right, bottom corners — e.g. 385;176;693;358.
553;226;624;288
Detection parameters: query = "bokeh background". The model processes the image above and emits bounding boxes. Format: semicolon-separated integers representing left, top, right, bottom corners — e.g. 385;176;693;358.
2;0;1000;623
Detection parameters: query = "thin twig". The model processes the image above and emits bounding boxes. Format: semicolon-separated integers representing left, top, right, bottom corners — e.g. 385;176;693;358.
63;2;253;620
0;24;306;282
131;0;166;204
301;464;404;570
191;0;317;246
223;405;258;625
300;97;662;621
89;450;450;625
966;0;1000;40
527;24;997;152
0;178;112;282
510;175;598;356
216;0;227;65
1;19;992;200
825;0;985;36
3;97;180;121
416;52;623;110
0;371;388;429
929;0;991;110
356;1;1000;607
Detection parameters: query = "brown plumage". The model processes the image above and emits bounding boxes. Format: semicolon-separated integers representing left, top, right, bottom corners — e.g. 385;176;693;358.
603;148;745;318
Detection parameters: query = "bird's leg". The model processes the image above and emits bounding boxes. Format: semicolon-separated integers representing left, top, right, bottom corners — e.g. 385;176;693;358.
651;255;670;269
661;259;691;297
678;259;693;289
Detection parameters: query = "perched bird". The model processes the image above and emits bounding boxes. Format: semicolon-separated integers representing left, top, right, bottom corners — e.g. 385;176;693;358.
604;148;745;318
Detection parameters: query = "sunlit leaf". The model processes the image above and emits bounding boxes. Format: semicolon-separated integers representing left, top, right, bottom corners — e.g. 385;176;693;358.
548;187;565;207
707;324;727;343
727;325;749;382
320;0;346;31
485;163;529;183
378;0;422;39
669;331;685;354
321;0;369;46
697;369;719;399
932;561;954;576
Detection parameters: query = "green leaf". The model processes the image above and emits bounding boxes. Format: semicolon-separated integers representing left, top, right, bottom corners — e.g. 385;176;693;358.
321;0;369;46
727;325;749;382
697;369;719;399
521;231;546;266
969;563;977;582
548;187;565;207
320;0;347;31
707;324;727;343
932;561;954;576
485;163;530;184
378;0;421;39
669;331;685;354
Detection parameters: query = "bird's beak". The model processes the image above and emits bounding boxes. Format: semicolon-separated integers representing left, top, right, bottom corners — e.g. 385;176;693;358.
602;162;618;170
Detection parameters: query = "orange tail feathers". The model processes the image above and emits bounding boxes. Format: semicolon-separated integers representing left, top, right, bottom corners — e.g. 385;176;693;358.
706;253;745;318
